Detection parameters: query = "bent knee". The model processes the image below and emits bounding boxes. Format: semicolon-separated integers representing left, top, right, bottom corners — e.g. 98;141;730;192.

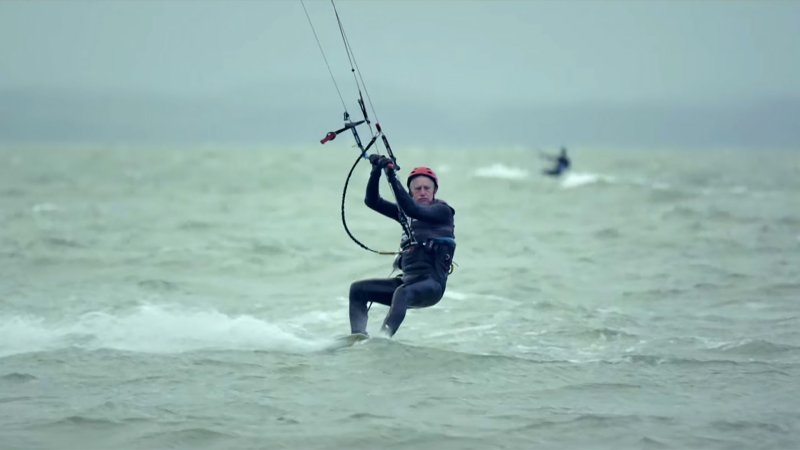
349;281;364;299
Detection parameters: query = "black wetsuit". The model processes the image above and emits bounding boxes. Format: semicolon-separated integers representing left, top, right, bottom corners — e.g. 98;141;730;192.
348;168;456;337
544;155;570;176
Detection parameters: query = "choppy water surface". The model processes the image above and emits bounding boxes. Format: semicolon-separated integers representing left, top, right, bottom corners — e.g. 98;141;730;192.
1;145;798;449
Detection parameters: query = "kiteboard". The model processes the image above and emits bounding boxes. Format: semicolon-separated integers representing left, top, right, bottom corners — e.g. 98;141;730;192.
324;333;369;351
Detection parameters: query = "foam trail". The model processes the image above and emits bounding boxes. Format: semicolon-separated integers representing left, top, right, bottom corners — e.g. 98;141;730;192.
473;163;528;180
559;172;612;189
0;304;338;357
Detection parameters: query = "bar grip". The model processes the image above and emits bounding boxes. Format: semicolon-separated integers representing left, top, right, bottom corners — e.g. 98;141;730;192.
320;132;336;144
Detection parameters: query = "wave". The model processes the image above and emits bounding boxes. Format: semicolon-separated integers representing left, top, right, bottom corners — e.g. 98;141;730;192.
48;415;122;427
131;427;237;446
0;372;37;383
710;419;791;434
0;304;349;357
554;170;780;204
708;338;800;356
473;163;528;180
4;303;796;369
471;166;616;187
559;172;616;189
547;381;643;392
576;327;640;341
615;353;798;370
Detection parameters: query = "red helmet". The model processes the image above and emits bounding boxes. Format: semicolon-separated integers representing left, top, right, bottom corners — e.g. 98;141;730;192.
407;166;438;189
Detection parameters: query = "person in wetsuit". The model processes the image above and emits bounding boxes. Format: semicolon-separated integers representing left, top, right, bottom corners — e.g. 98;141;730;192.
348;155;456;338
543;146;571;177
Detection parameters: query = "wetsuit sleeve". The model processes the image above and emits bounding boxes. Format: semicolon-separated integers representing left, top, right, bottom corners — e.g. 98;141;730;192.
387;174;453;224
365;168;402;221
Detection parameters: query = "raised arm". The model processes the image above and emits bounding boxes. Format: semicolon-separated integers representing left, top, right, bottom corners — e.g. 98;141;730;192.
365;165;402;221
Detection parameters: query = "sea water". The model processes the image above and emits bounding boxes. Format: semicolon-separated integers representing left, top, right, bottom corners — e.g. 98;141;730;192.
1;144;798;450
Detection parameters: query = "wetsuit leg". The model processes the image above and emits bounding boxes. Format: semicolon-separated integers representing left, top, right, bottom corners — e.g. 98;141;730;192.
381;277;445;337
348;277;402;334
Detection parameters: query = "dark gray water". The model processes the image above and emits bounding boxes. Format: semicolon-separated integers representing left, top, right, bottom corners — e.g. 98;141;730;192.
1;146;798;449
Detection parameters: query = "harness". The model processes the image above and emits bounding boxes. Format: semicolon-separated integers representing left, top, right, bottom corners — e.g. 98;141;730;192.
400;236;457;275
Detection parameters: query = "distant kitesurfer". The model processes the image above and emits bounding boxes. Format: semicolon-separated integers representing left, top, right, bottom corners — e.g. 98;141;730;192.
347;155;456;338
543;146;571;177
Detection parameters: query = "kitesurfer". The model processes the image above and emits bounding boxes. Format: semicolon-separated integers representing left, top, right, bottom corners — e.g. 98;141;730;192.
543;146;571;177
347;155;456;337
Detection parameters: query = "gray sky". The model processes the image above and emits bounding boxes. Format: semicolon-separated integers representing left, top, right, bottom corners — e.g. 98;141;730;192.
1;0;799;148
